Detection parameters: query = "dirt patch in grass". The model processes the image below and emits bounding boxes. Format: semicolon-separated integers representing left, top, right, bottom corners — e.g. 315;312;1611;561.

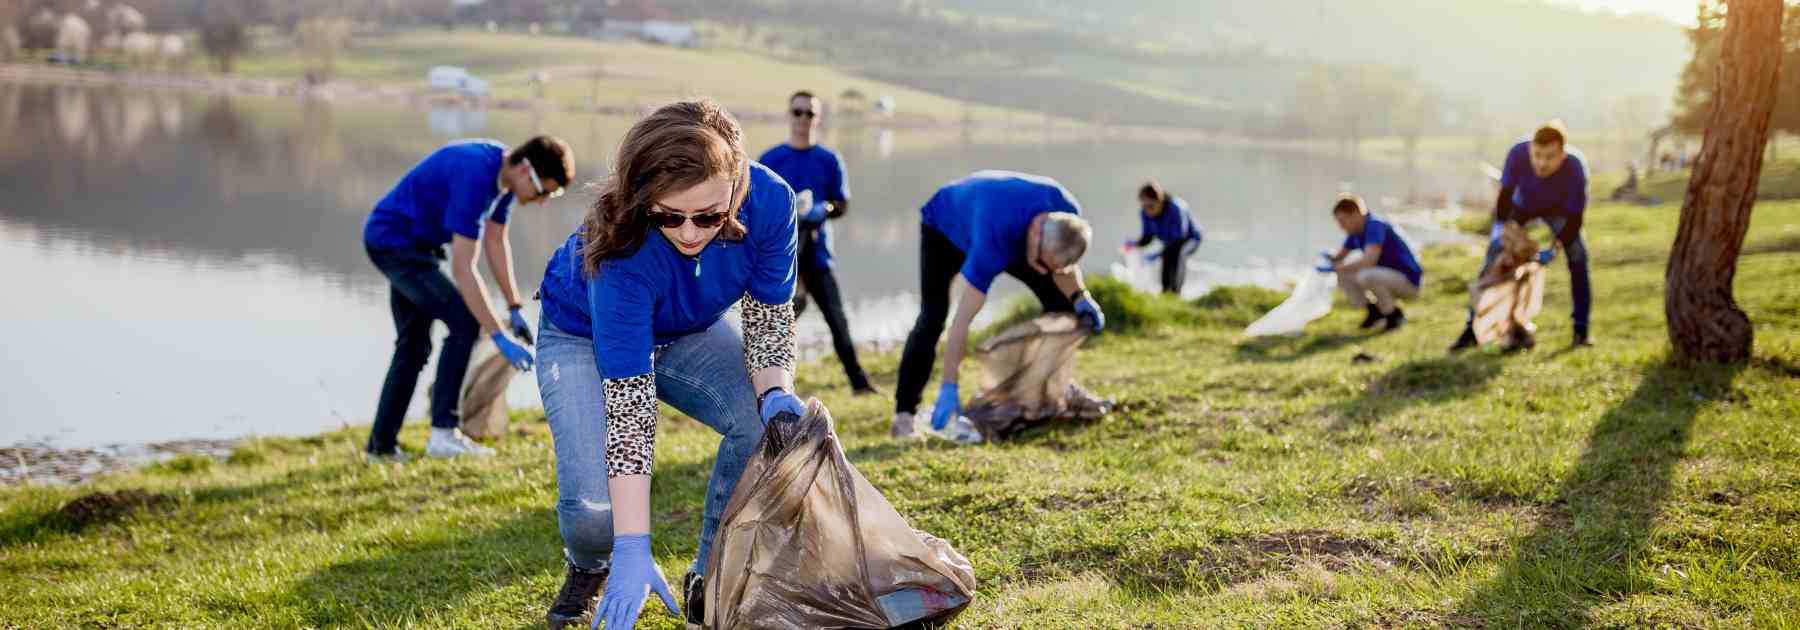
54;489;173;528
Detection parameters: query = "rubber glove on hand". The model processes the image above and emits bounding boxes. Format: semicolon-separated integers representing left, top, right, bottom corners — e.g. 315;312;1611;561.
1316;251;1336;273
491;332;534;371
759;389;805;424
1535;248;1556;265
1145;249;1163;262
593;534;678;630
508;306;534;345
1075;297;1106;333
930;382;960;431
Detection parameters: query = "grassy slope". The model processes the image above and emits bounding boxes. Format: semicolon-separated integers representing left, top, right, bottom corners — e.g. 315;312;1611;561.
227;30;1050;125
3;197;1800;628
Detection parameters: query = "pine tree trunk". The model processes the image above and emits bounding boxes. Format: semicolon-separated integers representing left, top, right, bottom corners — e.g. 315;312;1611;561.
1666;0;1783;363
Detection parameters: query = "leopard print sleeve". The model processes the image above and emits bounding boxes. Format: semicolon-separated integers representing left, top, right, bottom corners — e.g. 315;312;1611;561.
738;294;796;374
602;373;658;478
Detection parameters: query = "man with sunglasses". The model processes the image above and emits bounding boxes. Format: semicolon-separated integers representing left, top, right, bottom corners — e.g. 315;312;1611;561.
894;170;1102;443
361;136;574;462
758;90;879;396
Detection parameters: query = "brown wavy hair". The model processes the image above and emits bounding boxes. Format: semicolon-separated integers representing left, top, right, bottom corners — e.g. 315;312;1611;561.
581;99;749;276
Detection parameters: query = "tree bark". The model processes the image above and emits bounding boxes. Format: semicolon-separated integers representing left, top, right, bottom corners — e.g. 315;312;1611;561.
1666;0;1783;363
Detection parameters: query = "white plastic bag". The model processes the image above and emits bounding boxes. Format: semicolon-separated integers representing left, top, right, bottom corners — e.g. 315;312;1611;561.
1244;270;1338;337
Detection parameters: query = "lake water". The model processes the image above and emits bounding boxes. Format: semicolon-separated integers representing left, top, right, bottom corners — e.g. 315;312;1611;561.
1;82;1577;448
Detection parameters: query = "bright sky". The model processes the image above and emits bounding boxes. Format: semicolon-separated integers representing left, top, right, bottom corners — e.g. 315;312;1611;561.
1557;0;1698;25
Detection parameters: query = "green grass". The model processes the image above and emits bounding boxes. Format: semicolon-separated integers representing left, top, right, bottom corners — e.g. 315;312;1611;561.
1643;158;1800;203
226;29;1055;125
5;198;1800;628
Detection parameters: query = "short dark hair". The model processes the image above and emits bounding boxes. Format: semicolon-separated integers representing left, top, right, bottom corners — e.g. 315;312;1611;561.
1138;180;1165;202
789;90;817;103
1532;120;1568;148
508;135;575;187
1332;193;1367;216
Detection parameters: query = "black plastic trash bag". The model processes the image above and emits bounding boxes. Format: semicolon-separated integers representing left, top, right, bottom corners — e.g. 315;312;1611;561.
964;314;1112;441
703;399;976;629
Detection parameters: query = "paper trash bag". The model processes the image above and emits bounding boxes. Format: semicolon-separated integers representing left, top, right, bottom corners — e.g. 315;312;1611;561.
704;399;976;629
458;350;516;439
964;314;1111;441
1470;222;1547;346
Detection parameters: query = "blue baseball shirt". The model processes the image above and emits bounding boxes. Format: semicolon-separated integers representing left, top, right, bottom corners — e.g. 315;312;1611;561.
921;171;1083;293
538;162;798;379
758;143;848;272
1342;215;1423;287
364;140;515;249
1137;195;1203;246
1501;139;1588;220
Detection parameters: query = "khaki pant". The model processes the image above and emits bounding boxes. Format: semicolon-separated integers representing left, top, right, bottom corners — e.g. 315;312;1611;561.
1338;266;1419;314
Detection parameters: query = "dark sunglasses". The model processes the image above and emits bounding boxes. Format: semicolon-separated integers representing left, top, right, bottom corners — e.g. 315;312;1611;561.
647;209;729;229
791;109;817;119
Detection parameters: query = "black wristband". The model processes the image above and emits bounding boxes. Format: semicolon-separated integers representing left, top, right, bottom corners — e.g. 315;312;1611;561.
1068;289;1089;303
758;386;787;406
507;303;522;311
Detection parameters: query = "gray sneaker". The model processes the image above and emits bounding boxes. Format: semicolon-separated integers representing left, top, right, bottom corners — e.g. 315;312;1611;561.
365;450;411;465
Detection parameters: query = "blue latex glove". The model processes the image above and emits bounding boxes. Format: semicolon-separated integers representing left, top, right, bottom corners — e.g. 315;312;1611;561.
508;306;534;345
491;332;534;371
594;534;678;630
1074;298;1106;333
930;382;960;431
799;200;830;224
1316;251;1336;273
1535;248;1556;264
759;389;805;424
1145;249;1163;262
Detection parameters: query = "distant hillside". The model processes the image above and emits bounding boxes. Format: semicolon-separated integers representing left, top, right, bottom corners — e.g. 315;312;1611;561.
676;0;1686;133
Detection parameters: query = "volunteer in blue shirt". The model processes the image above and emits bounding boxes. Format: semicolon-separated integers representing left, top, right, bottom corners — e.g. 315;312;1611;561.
1125;181;1204;294
1451;121;1592;352
532;101;803;630
1328;194;1424;332
361;136;572;463
893;171;1103;443
759;90;877;395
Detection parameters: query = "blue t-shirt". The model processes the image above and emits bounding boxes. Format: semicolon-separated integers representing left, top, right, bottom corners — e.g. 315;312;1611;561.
538;162;798;379
1138;196;1203;246
1501;139;1588;219
364;140;515;249
1342;215;1423;287
758;143;848;272
920;171;1083;293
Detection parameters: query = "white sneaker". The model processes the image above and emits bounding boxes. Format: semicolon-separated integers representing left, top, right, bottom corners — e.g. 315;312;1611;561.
426;428;496;458
890;412;918;440
929;414;984;446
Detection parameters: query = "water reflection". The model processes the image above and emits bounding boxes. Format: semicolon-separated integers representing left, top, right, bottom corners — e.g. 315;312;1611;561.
2;83;1530;448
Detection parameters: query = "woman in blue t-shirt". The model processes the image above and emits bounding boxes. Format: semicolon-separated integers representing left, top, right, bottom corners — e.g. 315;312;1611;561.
532;101;803;629
1125;181;1203;294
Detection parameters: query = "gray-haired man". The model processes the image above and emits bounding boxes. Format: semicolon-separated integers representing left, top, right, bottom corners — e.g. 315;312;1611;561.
894;170;1102;442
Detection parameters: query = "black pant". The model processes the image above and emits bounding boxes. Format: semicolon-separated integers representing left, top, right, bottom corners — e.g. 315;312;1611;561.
795;263;873;391
1160;237;1193;294
895;225;1074;414
365;243;482;454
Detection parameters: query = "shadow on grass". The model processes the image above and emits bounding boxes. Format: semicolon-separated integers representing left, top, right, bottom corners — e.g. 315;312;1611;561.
289;508;560;628
1453;360;1744;627
1234;332;1373;364
1326;353;1507;431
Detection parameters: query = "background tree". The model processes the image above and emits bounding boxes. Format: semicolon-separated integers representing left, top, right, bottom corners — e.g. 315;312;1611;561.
1666;0;1784;362
196;1;248;73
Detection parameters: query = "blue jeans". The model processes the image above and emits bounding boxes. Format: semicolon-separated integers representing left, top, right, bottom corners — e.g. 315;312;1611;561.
1475;217;1591;332
535;316;764;574
365;243;481;454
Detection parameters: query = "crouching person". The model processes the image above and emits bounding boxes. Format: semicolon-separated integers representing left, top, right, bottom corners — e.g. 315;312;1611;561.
1327;194;1423;332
